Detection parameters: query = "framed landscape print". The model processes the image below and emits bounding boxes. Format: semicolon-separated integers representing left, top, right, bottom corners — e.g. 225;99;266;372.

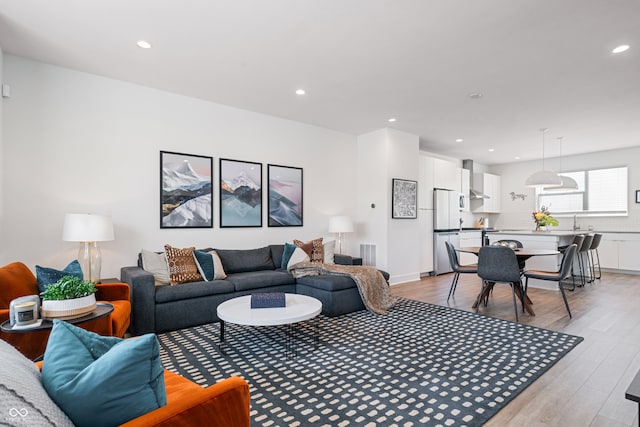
268;164;303;227
160;151;213;228
219;158;262;227
392;178;417;219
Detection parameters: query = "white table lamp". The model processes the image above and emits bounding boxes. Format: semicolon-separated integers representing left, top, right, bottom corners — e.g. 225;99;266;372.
328;216;354;254
62;213;115;283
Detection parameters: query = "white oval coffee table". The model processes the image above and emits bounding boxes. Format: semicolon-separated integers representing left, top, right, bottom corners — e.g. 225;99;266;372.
217;293;322;357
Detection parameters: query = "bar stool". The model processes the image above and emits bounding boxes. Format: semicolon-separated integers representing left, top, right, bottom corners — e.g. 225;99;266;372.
589;233;603;280
560;234;584;290
577;234;594;285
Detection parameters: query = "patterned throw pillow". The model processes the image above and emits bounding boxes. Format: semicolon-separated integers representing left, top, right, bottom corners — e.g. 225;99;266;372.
164;245;203;285
293;238;324;264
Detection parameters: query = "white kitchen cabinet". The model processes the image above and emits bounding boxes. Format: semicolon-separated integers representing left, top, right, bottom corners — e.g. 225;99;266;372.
418;156;435;209
460;168;470;212
459;231;481;265
601;233;640;271
472;173;501;213
433;158;458;191
597;239;619;269
618;241;640;271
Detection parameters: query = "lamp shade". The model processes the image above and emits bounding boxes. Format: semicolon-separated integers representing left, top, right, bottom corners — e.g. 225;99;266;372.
62;214;115;242
328;216;354;233
543;175;579;191
525;170;562;189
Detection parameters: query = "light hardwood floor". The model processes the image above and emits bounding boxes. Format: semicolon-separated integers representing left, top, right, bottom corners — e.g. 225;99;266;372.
391;271;640;426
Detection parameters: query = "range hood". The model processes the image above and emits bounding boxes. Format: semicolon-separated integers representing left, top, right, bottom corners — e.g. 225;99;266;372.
462;159;490;199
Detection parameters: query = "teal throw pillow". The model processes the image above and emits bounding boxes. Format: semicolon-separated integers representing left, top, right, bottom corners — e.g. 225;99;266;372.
42;321;166;427
36;260;83;293
194;250;215;281
281;243;297;269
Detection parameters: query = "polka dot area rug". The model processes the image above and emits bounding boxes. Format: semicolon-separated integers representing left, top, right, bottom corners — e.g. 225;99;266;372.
157;297;583;426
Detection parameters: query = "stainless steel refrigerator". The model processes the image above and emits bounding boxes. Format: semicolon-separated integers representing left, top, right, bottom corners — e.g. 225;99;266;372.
434;189;462;231
433;189;462;274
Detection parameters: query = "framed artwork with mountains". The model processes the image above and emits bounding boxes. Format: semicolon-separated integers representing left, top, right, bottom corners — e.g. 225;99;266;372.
219;158;263;228
267;164;303;227
160;151;213;229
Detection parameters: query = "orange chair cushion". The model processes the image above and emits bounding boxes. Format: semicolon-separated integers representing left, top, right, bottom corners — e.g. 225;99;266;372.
0;262;39;307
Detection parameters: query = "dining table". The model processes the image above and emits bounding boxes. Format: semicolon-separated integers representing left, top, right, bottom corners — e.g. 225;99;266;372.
456;246;560;316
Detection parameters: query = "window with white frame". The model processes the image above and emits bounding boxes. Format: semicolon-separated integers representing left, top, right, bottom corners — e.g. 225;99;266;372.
537;166;628;216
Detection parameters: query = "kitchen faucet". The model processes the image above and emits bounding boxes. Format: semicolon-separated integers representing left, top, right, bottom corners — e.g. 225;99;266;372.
459;218;464;231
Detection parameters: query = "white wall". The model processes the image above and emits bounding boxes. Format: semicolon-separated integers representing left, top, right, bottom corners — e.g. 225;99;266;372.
357;128;420;284
490;147;640;231
0;55;359;278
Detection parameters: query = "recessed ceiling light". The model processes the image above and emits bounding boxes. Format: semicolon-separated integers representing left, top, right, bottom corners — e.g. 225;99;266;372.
488;148;495;152
295;89;305;95
612;44;630;54
515;156;520;160
468;92;483;99
455;138;463;143
388;118;397;122
136;40;152;49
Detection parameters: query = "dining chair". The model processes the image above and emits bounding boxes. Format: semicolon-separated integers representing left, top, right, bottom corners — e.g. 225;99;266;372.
476;245;523;322
494;239;525;269
444;241;478;302
523;244;578;318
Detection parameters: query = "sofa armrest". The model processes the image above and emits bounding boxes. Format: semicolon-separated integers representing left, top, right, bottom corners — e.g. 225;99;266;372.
121;375;250;427
121;266;156;336
95;282;130;302
334;254;362;265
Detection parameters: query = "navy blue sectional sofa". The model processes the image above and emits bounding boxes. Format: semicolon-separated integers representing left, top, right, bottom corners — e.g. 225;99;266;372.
121;244;382;336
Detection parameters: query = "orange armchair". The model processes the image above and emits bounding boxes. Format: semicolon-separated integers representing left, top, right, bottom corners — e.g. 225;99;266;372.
121;371;250;426
34;362;251;426
0;261;131;360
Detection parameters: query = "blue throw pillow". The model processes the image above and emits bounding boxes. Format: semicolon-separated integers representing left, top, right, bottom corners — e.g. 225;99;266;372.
194;250;215;281
35;260;83;293
281;243;298;269
42;321;166;427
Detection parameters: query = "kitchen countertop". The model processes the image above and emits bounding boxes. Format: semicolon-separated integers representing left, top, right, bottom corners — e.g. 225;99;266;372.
486;229;640;235
486;230;586;237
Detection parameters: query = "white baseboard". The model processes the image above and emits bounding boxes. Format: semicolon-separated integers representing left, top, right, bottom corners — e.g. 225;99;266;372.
389;273;421;286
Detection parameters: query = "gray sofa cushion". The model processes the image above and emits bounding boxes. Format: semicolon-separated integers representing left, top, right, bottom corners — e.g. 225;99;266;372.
226;270;296;291
269;245;285;270
296;275;357;292
216;247;275;274
155;280;235;303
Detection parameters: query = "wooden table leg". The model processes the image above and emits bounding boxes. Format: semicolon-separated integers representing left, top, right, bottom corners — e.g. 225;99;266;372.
472;282;494;309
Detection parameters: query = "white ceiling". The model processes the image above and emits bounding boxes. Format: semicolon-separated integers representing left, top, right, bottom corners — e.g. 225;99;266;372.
1;0;639;165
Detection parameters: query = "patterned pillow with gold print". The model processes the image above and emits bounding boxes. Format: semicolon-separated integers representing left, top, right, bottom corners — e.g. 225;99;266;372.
164;244;203;285
293;238;324;264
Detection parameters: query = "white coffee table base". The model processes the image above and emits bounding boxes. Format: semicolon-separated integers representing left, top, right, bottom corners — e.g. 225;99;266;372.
217;293;322;357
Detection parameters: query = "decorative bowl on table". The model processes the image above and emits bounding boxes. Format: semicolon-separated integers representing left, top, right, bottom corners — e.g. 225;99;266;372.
41;294;97;319
40;275;97;319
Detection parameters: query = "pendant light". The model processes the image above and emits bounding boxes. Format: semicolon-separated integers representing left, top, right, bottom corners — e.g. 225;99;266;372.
525;128;562;188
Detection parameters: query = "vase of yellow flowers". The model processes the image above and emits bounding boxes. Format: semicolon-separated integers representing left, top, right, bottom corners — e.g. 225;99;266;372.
532;206;559;231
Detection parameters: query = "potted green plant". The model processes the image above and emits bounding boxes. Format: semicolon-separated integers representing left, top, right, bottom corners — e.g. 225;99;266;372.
40;275;98;319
